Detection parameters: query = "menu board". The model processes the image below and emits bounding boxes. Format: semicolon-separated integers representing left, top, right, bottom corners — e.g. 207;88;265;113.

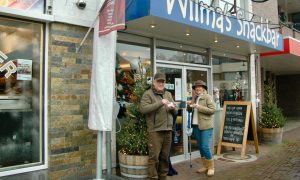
217;101;259;158
222;104;247;144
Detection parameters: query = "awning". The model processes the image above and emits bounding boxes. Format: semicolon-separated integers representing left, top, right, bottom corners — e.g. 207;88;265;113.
124;0;284;56
260;37;300;75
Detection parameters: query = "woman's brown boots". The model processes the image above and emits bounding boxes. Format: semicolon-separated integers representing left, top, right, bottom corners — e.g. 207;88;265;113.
196;157;207;173
206;159;214;176
196;157;214;176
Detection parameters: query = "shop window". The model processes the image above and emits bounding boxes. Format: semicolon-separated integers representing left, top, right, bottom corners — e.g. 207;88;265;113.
156;48;208;65
212;56;248;108
116;42;151;117
0;17;44;172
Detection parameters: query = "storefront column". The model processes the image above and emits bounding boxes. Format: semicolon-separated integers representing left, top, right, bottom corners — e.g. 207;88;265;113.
152;38;157;74
207;48;213;95
255;54;262;121
250;54;259;125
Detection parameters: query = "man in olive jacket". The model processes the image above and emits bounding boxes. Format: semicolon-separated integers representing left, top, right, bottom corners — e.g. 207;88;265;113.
140;72;178;179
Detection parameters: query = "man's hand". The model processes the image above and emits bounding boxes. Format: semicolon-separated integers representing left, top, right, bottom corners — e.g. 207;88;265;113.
167;102;176;109
161;99;169;105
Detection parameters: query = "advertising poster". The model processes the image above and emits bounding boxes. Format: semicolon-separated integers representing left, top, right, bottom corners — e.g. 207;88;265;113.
17;59;32;81
165;83;174;90
0;0;44;13
175;78;182;101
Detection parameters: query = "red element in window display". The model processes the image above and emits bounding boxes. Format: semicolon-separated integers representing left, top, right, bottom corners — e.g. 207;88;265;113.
116;68;134;103
234;88;241;101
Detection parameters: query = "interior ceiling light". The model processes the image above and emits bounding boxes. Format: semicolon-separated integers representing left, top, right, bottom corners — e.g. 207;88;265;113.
150;24;156;28
251;0;269;3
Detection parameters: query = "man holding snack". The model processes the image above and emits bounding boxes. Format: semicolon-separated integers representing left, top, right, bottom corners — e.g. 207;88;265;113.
140;72;178;179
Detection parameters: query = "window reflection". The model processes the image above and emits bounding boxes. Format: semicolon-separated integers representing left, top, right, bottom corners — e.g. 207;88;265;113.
0;17;43;171
116;42;151;112
156;48;208;65
212;56;248;108
0;0;44;13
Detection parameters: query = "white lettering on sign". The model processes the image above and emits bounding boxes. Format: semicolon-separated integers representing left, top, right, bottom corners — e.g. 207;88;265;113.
0;50;17;78
167;0;176;15
236;18;279;47
166;0;280;48
0;51;8;63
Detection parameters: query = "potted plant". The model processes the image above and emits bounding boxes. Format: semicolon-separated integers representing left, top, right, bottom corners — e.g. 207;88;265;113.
259;80;286;144
116;63;151;179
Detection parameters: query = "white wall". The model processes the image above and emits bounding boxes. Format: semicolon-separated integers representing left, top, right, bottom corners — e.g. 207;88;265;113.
52;0;100;27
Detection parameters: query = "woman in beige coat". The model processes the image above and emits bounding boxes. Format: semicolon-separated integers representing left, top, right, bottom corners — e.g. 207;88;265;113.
187;80;216;176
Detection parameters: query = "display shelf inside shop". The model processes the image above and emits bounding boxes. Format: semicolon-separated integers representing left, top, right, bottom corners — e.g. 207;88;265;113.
0;96;31;110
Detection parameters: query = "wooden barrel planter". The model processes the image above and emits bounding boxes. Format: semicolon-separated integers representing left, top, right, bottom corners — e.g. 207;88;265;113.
118;151;148;179
260;127;283;144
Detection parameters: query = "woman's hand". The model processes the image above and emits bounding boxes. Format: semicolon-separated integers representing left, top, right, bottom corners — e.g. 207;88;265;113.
190;104;199;108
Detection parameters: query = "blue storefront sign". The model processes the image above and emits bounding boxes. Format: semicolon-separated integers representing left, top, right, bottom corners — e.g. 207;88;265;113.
126;0;283;51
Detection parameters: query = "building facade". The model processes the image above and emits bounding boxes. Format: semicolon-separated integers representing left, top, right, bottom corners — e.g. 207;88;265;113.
0;0;293;179
254;0;300;119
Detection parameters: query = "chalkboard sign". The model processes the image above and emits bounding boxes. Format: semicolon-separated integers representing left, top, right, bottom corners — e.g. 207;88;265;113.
222;104;247;144
217;101;259;158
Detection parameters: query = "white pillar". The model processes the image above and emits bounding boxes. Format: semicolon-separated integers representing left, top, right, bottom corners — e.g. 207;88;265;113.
250;54;259;124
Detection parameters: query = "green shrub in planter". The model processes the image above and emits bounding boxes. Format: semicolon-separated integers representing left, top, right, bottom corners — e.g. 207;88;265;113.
116;64;151;156
259;81;286;128
260;105;286;128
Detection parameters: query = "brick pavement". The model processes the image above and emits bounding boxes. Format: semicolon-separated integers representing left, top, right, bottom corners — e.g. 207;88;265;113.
169;127;300;180
1;127;299;180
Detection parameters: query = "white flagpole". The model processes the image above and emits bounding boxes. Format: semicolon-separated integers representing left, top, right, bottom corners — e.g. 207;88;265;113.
86;0;123;178
75;15;99;53
87;1;108;179
96;131;103;180
106;132;112;174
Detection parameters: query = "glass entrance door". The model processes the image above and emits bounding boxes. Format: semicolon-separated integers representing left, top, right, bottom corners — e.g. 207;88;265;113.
186;69;208;154
156;64;209;162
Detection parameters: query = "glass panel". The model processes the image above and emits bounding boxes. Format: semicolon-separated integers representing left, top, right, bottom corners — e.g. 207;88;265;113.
116;42;151;104
0;0;45;13
186;69;208;153
212;56;248;108
0;17;44;171
156;67;183;157
156;48;208;65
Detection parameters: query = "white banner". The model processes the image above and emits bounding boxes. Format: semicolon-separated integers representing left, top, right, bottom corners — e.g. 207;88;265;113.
88;4;116;131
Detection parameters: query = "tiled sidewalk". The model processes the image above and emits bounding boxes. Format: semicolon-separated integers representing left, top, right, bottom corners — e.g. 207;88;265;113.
168;127;300;180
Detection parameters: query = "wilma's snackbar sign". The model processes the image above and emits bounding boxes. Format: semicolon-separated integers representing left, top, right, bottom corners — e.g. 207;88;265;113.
0;50;17;78
150;0;283;50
